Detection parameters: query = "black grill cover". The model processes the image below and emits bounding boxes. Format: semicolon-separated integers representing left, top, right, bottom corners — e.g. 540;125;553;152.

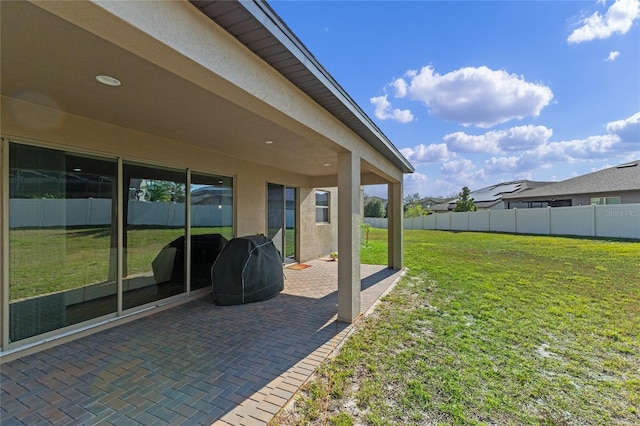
211;235;284;305
152;234;228;287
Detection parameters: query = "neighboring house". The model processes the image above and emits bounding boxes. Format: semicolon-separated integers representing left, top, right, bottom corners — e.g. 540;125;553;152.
443;181;552;211
430;201;454;213
0;1;413;358
418;197;448;210
502;160;640;208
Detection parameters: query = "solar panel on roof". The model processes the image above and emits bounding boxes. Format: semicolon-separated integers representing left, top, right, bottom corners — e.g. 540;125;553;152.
471;182;522;202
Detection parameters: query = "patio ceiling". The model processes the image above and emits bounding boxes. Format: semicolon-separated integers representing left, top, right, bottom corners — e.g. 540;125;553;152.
1;1;395;179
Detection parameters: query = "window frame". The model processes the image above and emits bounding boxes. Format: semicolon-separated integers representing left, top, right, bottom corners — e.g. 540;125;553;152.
315;190;330;224
591;196;621;205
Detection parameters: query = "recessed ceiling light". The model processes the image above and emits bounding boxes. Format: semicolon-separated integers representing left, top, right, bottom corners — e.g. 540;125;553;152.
323;163;331;167
265;140;274;145
73;168;82;172
96;75;121;87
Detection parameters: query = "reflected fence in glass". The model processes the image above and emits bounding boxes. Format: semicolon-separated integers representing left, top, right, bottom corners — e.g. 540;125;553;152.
190;173;233;290
123;163;186;310
7;143;236;343
8;143;118;342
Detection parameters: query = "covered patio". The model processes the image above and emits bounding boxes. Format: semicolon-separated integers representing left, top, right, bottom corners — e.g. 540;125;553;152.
0;261;403;425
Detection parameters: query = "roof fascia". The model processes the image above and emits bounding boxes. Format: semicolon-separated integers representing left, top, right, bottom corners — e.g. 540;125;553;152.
235;0;414;173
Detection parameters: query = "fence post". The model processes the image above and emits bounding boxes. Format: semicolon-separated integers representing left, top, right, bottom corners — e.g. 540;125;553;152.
87;197;93;225
592;204;597;237
548;206;551;235
514;208;518;234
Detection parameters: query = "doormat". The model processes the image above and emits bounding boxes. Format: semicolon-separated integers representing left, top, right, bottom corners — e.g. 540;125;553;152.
286;263;311;270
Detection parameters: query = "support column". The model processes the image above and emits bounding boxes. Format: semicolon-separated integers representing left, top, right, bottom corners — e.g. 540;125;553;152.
337;152;361;323
387;182;403;269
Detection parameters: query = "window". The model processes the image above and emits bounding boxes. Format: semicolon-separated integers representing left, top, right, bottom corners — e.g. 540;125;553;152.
123;163;186;310
6;141;237;343
8;142;118;341
190;173;233;290
591;197;620;205
315;190;330;223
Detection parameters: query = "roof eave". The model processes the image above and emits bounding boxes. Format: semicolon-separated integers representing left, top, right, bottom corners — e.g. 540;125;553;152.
190;0;414;174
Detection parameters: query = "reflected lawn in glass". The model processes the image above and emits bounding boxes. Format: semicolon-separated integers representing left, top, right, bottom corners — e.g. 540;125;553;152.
10;226;232;300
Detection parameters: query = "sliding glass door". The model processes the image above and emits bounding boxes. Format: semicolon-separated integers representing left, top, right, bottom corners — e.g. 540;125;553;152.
8;143;117;342
6;141;237;345
267;183;296;263
122;163;186;310
190;173;233;290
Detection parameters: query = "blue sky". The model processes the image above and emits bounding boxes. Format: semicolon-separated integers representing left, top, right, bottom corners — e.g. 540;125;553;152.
270;0;640;199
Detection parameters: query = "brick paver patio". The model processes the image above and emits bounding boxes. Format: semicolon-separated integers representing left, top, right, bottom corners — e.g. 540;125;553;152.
1;260;403;425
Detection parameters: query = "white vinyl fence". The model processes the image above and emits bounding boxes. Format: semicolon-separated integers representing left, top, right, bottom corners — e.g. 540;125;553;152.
365;203;640;240
9;199;234;228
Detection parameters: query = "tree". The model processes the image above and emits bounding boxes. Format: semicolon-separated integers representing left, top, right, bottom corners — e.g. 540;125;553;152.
145;180;185;202
360;222;372;247
404;205;430;218
364;198;385;218
453;186;477;212
403;192;420;206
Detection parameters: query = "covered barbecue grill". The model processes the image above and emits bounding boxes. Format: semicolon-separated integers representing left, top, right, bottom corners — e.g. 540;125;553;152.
211;235;284;305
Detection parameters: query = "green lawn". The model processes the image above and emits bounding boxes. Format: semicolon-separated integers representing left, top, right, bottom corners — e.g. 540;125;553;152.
9;227;232;300
275;229;640;425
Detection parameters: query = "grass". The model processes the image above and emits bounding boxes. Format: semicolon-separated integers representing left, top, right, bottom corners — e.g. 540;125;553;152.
274;229;640;425
9;226;232;300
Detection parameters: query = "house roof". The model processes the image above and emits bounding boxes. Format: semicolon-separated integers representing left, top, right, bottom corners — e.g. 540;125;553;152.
444;180;553;209
418;197;448;205
502;160;640;200
190;0;414;174
431;202;453;212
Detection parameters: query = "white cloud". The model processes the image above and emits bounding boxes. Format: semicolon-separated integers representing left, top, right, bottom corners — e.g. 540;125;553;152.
401;143;450;165
400;113;639;198
440;158;474;175
444;132;500;154
485;156;523;173
554;135;621;158
391;65;553;128
605;50;621;61
606;111;640;143
438;160;487;192
403;172;430;197
370;95;414;123
484;129;636;175
444;125;552;154
568;0;640;44
482;114;640;174
497;125;554;151
390;78;408;98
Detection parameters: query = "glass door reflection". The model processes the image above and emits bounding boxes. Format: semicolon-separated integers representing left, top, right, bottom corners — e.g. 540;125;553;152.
123;163;186;310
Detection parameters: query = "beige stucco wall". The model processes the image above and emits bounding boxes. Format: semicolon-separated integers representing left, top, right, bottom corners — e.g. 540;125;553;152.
6;0;407;262
1;0;410;355
33;0;405;185
1;98;339;256
298;187;338;262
